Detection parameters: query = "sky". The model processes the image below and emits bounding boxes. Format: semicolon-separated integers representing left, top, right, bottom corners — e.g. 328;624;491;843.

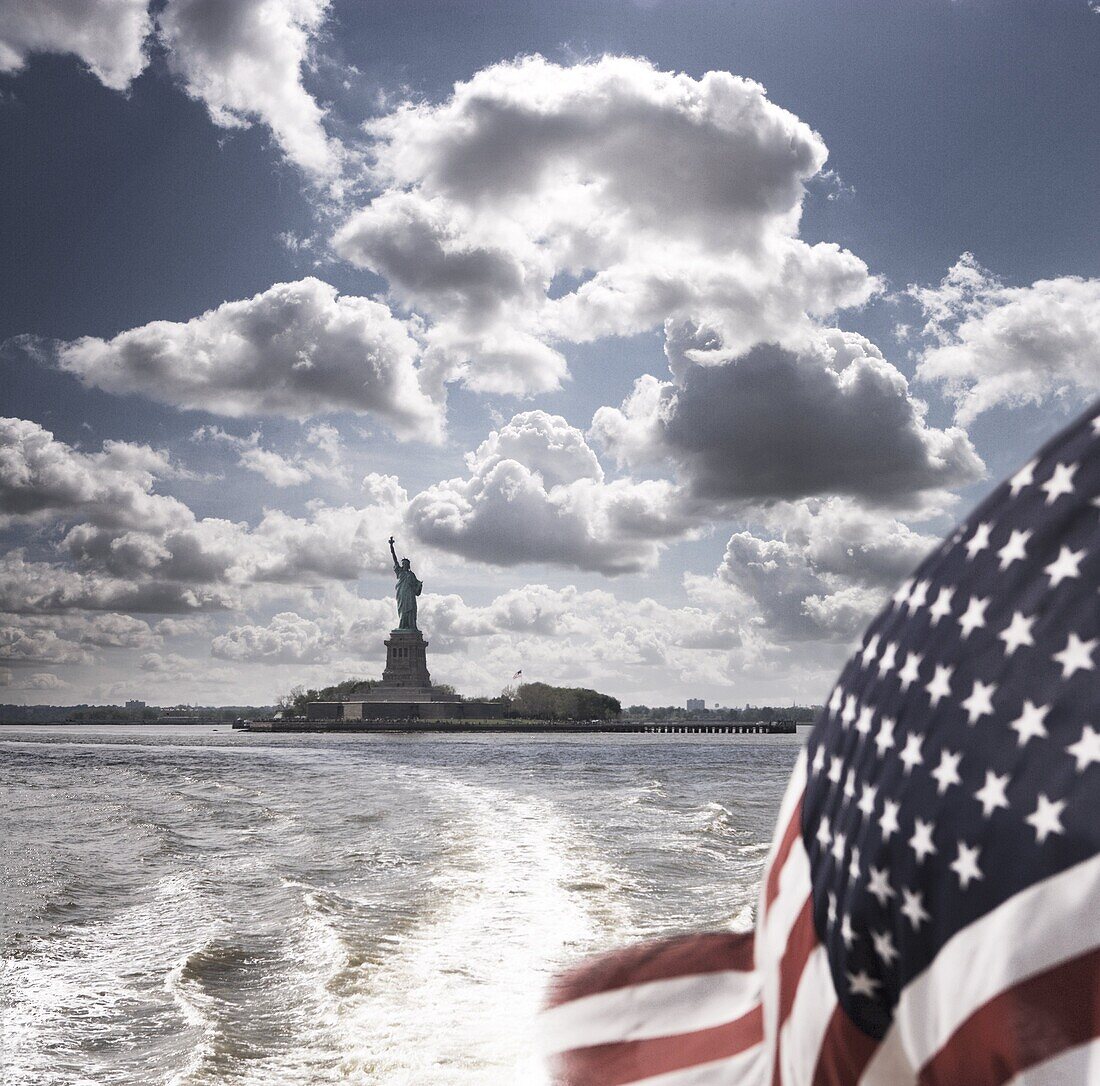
1;0;1098;708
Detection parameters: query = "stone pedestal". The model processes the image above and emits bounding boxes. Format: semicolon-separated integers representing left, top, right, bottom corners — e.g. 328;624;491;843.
381;628;431;691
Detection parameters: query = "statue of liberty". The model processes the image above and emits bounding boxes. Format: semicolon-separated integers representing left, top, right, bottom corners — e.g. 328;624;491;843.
388;536;422;631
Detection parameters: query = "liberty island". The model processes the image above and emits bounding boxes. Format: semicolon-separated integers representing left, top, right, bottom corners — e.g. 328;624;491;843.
240;538;795;734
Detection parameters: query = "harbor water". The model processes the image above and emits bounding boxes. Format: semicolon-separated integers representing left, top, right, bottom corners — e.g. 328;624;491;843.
0;725;802;1085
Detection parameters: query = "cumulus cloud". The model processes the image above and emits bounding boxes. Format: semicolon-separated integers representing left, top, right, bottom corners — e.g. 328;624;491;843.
407;411;697;574
334;55;878;395
157;0;339;178
0;0;150;90
1;624;94;666
57;279;442;440
713;498;937;643
0;417;191;530
193;422;348;487
0;0;339;179
910;253;1100;421
0;549;238;614
591;330;984;505
1;671;71;692
211;611;328;663
0;420;412;619
0;417;412;620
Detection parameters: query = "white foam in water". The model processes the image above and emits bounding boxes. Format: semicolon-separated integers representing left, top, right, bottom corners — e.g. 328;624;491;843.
224;774;637;1086
1;872;222;1086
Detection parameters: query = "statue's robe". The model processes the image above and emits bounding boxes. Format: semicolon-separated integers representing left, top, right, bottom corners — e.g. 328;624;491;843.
395;568;422;630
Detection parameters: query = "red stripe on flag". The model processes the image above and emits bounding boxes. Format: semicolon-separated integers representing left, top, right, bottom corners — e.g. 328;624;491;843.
776;896;819;1028
811;1005;879;1086
545;931;756;1009
765;796;805;915
771;896;820;1086
552;1004;764;1086
919;944;1100;1086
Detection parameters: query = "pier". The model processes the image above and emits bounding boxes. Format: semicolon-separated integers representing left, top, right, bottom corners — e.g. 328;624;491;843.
242;718;798;735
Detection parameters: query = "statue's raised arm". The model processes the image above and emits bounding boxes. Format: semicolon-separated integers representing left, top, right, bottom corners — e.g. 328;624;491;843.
388;535;400;573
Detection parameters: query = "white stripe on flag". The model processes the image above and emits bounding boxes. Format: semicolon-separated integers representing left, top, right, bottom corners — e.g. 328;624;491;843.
771;749;808;863
778;944;839;1086
626;1042;767;1086
756;749;806;939
894;850;1100;1070
856;1025;915;1086
538;968;762;1055
1004;1039;1100;1085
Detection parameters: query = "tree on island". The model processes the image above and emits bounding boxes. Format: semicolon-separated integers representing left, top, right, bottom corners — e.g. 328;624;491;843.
620;703;821;722
508;681;621;721
280;679;377;716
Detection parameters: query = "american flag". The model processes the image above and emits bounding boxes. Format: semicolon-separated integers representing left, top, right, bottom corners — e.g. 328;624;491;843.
541;403;1100;1086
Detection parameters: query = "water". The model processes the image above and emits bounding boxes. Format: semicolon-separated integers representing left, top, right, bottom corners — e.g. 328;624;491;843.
0;725;802;1085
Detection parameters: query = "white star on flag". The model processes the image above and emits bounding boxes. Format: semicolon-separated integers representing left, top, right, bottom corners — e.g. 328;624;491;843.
872;930;899;966
897;652;923;691
999;611;1035;655
874;716;896;755
847;970;880;998
899;733;924;773
1044;546;1085;587
1009;700;1050;747
926;664;954;707
879;799;901;841
867;866;895;906
950;842;983;889
900;888;931;930
957;595;989;638
1026;795;1066;843
857;783;877;818
1008;458;1035;495
997;528;1031;570
928;586;954;625
1053;633;1097;679
1066;725;1100;772
974;771;1011;817
931;749;963;794
1041;461;1076;503
909;818;937;861
965;522;992;558
961;679;997;725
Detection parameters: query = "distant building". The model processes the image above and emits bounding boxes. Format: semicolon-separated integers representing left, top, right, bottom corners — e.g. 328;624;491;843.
686;698;705;711
125;700;146;711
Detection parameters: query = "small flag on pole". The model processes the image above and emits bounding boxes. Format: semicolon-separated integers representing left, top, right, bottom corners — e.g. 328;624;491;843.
540;402;1100;1085
513;669;523;680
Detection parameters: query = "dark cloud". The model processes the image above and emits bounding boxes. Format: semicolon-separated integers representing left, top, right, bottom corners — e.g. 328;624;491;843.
592;331;984;504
